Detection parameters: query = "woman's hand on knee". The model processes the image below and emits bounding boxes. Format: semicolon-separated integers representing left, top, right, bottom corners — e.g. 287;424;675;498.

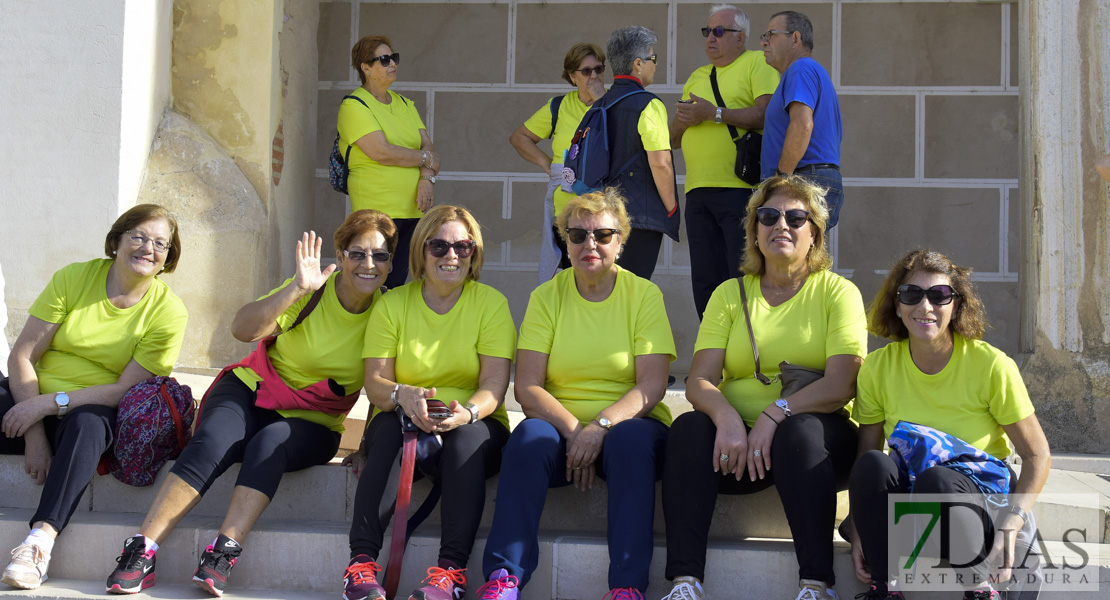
341;447;367;479
711;410;748;480
2;394;50;438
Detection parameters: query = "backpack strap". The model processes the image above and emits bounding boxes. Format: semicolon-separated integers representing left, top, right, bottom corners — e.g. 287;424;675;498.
158;379;189;451
548;95;564;139
339;94;372;158
599;89;658;177
288;283;328;332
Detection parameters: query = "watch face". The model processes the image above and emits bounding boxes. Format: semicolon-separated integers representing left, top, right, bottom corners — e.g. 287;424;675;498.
599;417;611;428
56;392;70;406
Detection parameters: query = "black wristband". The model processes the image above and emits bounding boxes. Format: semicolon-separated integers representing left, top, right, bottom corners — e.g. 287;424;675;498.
762;409;782;424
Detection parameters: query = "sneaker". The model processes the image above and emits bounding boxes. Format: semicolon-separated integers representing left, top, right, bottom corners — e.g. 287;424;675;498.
409;562;467;600
343;555;385;600
106;535;156;594
853;582;904;600
1;543;50;590
192;534;242;597
604;588;645;600
963;589;1000;600
660;576;705;600
795;579;840;600
475;568;520;600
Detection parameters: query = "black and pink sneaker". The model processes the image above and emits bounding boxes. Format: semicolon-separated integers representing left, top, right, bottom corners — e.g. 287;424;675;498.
192;534;241;597
106;535;156;594
343;555;385;600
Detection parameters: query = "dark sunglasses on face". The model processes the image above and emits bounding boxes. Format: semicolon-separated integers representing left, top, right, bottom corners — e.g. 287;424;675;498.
755;207;811;228
565;228;618;245
640;54;658;64
367;52;400;68
575;65;605;77
702;26;741;38
343;249;391;263
897;284;959;306
426;238;476;258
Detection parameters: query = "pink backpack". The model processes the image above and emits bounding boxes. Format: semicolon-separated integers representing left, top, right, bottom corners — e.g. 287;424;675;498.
101;376;196;487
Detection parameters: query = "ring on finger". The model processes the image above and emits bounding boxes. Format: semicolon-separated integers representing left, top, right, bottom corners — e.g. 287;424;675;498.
719;453;729;462
753;449;763;457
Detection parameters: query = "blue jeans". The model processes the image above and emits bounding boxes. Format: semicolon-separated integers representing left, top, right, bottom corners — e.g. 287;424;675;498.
482;417;668;592
797;167;844;229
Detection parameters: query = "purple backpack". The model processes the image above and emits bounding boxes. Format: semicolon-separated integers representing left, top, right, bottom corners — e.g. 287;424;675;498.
102;376;196;487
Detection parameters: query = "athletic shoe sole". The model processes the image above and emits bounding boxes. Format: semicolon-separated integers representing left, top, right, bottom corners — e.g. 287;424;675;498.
193;575;225;597
1;572;47;590
106;572;155;594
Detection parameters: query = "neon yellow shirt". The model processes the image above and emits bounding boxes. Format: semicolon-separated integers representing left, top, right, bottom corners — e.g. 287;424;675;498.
518;267;676;426
29;259;187;395
523;91;592;216
638;98;671;151
853;334;1035;460
694;270;867;425
362;279;516;428
338;87;426;219
679;51;780;192
233;272;381;432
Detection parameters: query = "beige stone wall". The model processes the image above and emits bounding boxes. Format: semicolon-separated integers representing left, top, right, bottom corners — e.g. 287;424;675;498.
313;0;1020;372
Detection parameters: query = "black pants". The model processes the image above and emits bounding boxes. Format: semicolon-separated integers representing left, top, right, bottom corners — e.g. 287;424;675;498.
849;450;994;584
170;375;340;499
685;187;751;320
349;410;510;566
385;218;420;290
0;378;116;531
663;410;857;584
617;229;664;280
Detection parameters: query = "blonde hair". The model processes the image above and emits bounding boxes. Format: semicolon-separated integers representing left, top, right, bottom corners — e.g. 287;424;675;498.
740;175;833;276
555;188;633;248
409;205;485;282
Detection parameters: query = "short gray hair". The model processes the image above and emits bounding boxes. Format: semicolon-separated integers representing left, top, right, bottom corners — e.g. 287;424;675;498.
710;4;750;37
772;10;814;51
606;25;658;76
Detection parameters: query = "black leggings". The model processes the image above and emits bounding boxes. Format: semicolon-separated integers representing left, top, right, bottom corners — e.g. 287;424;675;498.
349;410;510;566
0;378;117;531
170;375;340;499
663;410;857;584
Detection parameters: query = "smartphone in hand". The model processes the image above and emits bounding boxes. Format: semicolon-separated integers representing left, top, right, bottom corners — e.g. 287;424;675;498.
426;399;453;420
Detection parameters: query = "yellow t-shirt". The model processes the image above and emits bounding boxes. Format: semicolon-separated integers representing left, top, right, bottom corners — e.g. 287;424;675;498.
517;267;676;426
694;270;867;425
523;91;591;216
29;259;188;394
637;98;671;151
853;334;1035;460
362;279;516;428
233;272;381;432
337;87;427;219
679;51;780;192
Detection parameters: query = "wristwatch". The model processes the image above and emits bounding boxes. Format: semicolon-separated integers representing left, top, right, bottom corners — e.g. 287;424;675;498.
713;107;723;124
390;384;401;407
420;175;437;184
1006;504;1029;525
465;402;480;424
593;417;613;430
774;398;792;417
55;391;70;418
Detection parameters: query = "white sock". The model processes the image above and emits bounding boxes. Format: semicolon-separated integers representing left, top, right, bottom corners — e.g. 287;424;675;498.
137;534;159;554
24;529;54;554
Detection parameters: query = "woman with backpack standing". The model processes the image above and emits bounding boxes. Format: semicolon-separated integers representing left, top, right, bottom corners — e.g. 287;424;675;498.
104;210;397;597
0;204;188;591
509;42;607;283
338;34;439;289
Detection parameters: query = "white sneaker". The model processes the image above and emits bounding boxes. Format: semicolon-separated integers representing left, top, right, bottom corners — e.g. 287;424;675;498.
794;579;838;600
660;576;705;600
1;543;51;589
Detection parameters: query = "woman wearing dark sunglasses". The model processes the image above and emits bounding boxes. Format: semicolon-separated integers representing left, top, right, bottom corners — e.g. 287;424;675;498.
345;205;515;600
338;34;440;290
661;176;866;600
478;189;675;600
847;249;1050;600
510;42;608;283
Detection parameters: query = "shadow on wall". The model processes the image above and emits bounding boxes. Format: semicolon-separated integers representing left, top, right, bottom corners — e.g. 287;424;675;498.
138;110;269;370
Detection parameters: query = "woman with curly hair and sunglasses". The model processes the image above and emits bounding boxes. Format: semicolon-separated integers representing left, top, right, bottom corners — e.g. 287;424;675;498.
847;249;1050;600
343;205;516;600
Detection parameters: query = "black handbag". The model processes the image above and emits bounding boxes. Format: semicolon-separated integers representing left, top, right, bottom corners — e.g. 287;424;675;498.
710;67;762;186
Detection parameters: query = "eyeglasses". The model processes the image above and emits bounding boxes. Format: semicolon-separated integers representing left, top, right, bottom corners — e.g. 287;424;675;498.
897;284;959;306
343;249;391;263
426;239;476;258
639;54;658;64
702;26;740;38
565;228;619;245
760;30;793;43
575;65;605;77
367;52;400;68
755;207;810;228
125;230;171;253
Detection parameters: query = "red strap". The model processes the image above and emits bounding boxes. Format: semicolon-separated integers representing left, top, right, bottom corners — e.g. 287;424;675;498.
384;430;417;599
160;381;188;451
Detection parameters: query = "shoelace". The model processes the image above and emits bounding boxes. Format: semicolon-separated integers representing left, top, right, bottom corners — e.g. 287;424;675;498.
854;584;900;600
344;560;382;584
422;566;467;592
664;581;703;600
10;544;47;566
116;540;151;569
202;545;238;572
604;587;645;600
795;586;824;600
476;573;519;599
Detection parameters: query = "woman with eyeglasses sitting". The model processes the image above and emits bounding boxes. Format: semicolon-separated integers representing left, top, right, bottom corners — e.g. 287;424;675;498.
847;249;1050;600
104;210;396;597
339;34;440;289
343;205;516;600
509;42;608;283
478;189;676;600
1;204;188;591
660;176;866;600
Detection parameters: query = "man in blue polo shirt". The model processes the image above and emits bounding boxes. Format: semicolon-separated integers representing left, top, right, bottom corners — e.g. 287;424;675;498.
760;10;844;228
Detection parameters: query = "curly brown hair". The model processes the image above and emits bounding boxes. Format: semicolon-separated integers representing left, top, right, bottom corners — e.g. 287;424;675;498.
867;249;988;341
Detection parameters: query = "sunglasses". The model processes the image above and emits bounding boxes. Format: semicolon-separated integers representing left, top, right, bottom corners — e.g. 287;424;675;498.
575;65;605;77
565;228;619;245
343;249;391;263
640;54;658;64
897;284;959;306
367;52;400;68
702;26;741;38
426;238;476;258
755;207;811;228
